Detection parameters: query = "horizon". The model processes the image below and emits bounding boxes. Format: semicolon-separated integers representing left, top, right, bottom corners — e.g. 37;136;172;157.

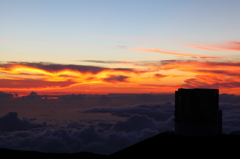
0;89;235;98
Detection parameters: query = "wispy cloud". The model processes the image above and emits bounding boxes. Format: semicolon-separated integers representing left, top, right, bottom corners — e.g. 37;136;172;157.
187;41;240;51
129;48;222;58
0;40;11;43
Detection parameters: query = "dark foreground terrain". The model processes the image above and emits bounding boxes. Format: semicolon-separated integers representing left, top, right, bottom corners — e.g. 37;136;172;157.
1;131;239;158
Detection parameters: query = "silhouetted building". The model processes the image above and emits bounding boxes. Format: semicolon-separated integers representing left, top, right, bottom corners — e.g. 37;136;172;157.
174;88;222;136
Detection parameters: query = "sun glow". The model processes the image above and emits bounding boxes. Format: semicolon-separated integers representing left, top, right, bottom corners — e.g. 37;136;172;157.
1;60;240;95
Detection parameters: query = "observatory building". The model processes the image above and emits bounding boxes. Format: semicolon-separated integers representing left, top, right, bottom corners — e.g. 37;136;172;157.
174;88;222;136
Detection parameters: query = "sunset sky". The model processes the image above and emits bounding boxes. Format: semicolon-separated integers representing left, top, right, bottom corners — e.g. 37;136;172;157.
1;1;240;154
1;0;240;95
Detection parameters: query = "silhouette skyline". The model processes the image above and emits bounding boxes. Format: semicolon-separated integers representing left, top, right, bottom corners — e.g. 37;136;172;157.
174;88;222;136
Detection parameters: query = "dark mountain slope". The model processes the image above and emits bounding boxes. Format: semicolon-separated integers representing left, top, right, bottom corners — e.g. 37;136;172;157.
110;131;240;158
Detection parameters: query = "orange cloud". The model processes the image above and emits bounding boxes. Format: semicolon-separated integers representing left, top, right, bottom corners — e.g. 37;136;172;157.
0;62;141;75
130;48;222;58
188;41;240;51
154;74;167;78
0;62;148;91
0;79;77;89
151;60;240;91
2;60;240;95
102;75;129;83
153;60;240;72
182;75;240;89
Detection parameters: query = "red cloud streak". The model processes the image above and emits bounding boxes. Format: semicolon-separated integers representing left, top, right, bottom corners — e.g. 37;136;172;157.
0;79;77;89
188;41;240;51
130;48;222;58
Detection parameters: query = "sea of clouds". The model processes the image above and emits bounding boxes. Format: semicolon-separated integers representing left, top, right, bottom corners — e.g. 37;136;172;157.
0;94;240;154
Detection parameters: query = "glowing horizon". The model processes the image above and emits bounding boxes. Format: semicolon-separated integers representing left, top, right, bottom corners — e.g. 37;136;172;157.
1;59;240;96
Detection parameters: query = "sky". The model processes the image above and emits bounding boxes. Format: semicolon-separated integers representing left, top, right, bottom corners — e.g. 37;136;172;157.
1;0;240;96
1;1;240;154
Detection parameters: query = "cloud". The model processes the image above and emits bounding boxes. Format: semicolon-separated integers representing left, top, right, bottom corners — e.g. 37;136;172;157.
188;41;240;51
0;62;137;75
80;60;131;64
2;60;240;93
0;98;240;154
0;112;168;154
219;94;240;104
97;122;113;131
118;59;240;94
158;60;240;71
0;79;77;89
145;60;240;91
182;76;240;89
67;122;86;130
154;73;167;78
0;62;145;90
0;62;106;74
0;112;46;132
0;91;13;98
219;103;240;133
130;48;222;58
80;60;166;67
112;114;155;132
102;75;129;83
81;102;174;122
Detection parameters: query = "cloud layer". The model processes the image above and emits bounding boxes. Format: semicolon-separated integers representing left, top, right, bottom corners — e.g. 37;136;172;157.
0;62;142;90
2;60;240;94
0;111;172;154
0;112;46;132
81;102;174;122
0;98;240;154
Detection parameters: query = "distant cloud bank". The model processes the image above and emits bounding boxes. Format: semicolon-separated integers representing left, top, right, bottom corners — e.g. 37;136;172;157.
0;98;240;154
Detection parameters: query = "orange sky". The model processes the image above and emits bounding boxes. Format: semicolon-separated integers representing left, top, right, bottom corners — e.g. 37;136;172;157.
1;1;240;96
1;60;240;96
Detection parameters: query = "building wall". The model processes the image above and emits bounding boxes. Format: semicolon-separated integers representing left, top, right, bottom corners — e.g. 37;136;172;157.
174;88;222;136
